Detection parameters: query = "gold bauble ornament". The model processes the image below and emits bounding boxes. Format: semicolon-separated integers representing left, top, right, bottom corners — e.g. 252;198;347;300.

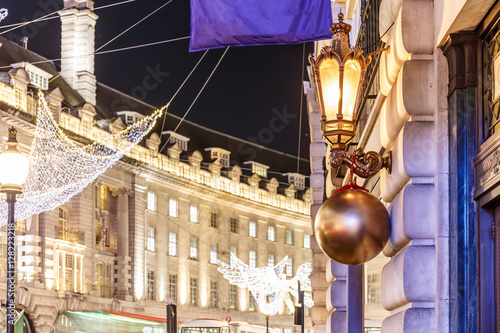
314;187;391;265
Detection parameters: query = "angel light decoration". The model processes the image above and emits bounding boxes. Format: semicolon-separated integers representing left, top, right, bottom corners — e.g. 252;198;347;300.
217;254;313;316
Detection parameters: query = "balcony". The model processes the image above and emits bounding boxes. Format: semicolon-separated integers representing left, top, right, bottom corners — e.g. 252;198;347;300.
56;226;85;244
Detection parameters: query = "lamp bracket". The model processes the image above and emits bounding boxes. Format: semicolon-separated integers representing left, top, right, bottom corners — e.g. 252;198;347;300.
329;148;391;179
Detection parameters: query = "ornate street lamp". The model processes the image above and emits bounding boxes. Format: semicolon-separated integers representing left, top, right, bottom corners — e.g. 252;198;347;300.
309;13;391;178
0;127;29;333
310;14;391;265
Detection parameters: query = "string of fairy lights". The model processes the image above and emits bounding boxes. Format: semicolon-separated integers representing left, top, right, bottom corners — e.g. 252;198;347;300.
217;253;313;316
0;91;164;226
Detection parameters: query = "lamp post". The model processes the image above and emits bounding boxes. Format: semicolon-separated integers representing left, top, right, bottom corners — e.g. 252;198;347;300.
309;13;391;178
0;127;29;333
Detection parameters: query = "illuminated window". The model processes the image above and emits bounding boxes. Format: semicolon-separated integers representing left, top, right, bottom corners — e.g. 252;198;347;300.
210;281;217;308
147;192;156;211
303;234;311;249
56;252;83;293
99;185;108;210
190;278;197;305
210;243;218;264
190;206;198;223
286;258;293;277
147;270;155;300
249;291;255;311
169;233;177;256
210;212;218;228
367;273;381;303
147;227;155;252
268;254;275;267
286;230;293;245
169;199;178;218
249;251;256;268
267;226;275;241
190;238;198;260
230;247;237;266
252;164;267;177
230;218;238;233
249;222;256;237
16;219;26;233
58;207;68;239
230;285;237;309
169;274;177;302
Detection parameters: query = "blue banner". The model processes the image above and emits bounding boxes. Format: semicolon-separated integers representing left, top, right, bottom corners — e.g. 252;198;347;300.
189;0;333;52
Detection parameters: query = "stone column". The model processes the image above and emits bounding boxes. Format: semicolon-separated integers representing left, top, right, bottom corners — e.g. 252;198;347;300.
113;188;133;300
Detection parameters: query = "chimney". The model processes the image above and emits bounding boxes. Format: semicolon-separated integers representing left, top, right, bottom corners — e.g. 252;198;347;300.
58;0;98;105
21;37;28;49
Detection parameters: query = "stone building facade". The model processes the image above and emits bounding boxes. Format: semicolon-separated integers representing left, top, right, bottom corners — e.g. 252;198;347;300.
0;1;313;332
307;0;500;332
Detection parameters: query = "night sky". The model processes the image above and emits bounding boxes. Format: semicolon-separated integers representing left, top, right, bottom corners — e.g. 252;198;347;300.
1;0;313;156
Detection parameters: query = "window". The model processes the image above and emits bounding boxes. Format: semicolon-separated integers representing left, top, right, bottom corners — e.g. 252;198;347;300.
251;164;268;177
286;257;293;277
169;274;177;302
286;230;293;245
58;207;68;239
210;212;218;228
287;174;306;190
249;222;256;237
147;192;156;211
267;254;275;267
169;233;177;256
267;226;275;241
230;285;237;309
210;243;218;264
230;247;237;266
190;278;197;305
190;238;198;260
146;227;155;251
96;262;111;298
367;273;381;303
147;270;155;300
210;281;217;307
56;252;83;293
207;148;231;167
190;206;199;223
16;219;26;233
230;217;238;233
249;251;256;268
303;234;311;248
169;199;178;218
249;291;255;311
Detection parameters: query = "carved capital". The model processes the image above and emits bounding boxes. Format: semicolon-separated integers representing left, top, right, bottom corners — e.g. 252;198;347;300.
112;188;133;198
329;148;391;179
442;32;479;94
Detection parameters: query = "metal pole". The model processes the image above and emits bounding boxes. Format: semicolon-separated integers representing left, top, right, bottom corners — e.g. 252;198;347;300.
6;192;17;333
299;283;304;333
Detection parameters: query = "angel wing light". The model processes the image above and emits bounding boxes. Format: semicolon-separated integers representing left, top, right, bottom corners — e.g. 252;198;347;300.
0;91;164;226
218;253;313;316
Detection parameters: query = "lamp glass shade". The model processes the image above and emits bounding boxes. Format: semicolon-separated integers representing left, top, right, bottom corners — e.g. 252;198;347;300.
318;59;340;120
0;151;29;187
342;59;362;121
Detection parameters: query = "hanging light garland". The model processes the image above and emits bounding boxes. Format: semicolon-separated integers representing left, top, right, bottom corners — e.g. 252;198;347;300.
0;91;165;226
218;254;313;316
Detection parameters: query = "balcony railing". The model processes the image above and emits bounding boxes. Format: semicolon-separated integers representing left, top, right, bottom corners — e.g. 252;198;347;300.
56;226;85;244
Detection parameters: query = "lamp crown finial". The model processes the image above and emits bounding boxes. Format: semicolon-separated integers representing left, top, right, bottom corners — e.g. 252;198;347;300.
330;12;351;36
7;127;17;144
